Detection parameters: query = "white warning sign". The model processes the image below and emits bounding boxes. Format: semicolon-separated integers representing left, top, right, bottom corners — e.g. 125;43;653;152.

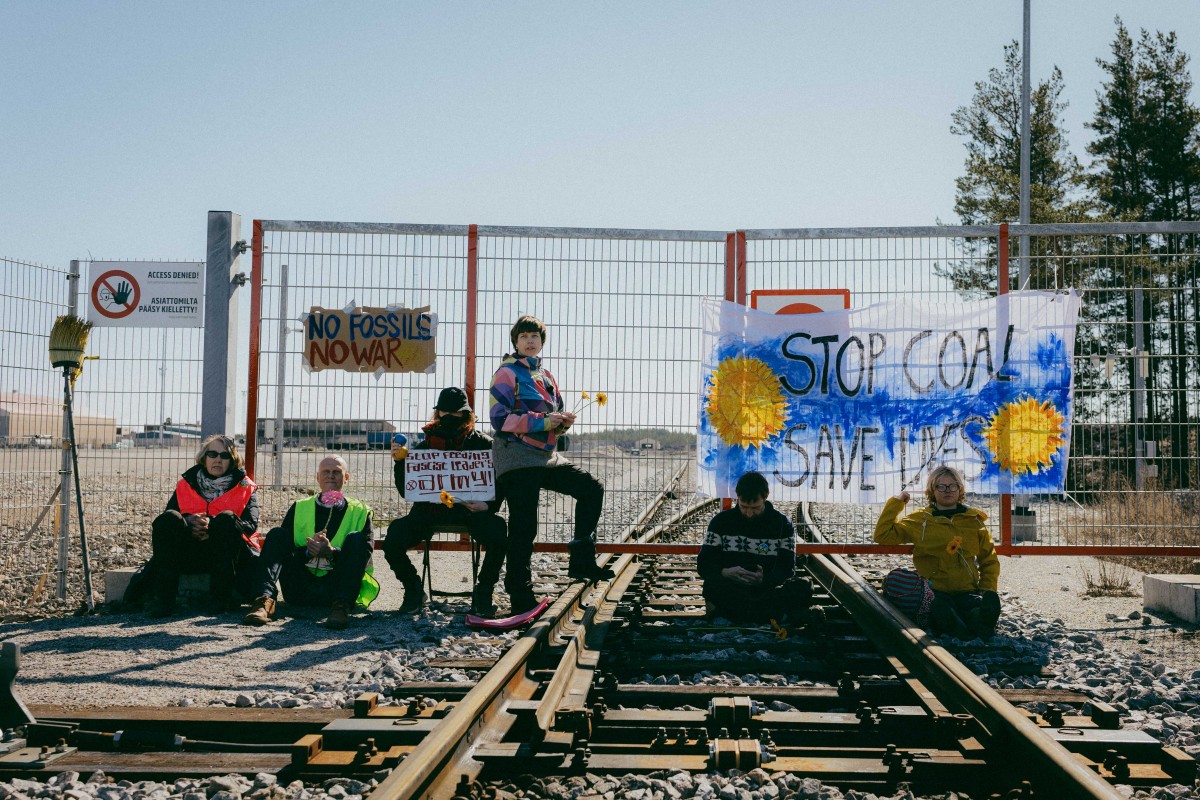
87;261;205;328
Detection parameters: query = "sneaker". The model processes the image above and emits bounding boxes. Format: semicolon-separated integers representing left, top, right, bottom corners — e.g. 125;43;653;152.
242;596;276;626
324;599;351;630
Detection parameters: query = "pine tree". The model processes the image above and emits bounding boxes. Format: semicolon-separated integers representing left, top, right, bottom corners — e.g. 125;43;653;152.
940;42;1092;297
950;41;1090;228
1087;18;1200;489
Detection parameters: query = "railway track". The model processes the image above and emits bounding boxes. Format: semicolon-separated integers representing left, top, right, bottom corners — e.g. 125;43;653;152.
2;481;1194;798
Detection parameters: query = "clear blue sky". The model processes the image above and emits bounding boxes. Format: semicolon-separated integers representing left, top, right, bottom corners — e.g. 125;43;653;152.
2;1;1199;269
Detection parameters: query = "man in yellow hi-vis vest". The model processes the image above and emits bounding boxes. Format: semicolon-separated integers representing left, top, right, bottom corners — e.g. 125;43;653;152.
243;455;378;630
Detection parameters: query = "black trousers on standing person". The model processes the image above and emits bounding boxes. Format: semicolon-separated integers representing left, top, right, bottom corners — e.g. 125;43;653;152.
382;504;508;592
498;463;603;604
148;509;244;611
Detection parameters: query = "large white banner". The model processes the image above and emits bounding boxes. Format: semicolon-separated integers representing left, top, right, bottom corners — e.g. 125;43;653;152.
696;291;1081;503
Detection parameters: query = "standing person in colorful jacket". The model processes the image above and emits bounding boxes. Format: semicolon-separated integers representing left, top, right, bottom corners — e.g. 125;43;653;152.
873;465;1002;639
383;386;508;617
489;314;612;616
145;434;260;617
243;455;377;630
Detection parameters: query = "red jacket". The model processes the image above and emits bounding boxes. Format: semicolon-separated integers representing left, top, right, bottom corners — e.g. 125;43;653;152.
171;466;262;551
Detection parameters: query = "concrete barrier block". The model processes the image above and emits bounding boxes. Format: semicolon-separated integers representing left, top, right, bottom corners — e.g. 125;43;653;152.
1143;574;1200;624
1011;513;1039;543
104;568;137;603
103;568;210;603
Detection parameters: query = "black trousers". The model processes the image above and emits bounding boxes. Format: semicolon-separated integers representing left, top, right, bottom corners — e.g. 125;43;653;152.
248;527;372;606
382;505;507;588
498;464;603;595
703;576;813;624
149;510;244;603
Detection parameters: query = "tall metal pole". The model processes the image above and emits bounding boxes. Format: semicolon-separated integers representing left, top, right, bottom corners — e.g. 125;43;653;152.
273;264;289;489
56;263;80;600
1015;0;1033;521
1019;0;1031;290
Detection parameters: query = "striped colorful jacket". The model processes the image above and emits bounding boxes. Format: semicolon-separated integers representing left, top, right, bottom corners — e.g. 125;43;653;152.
489;353;563;452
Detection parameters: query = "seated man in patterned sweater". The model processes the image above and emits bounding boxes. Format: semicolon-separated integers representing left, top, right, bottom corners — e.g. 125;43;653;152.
697;471;812;623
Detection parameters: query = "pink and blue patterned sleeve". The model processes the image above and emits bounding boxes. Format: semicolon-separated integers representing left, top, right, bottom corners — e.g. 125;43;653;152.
489;367;548;434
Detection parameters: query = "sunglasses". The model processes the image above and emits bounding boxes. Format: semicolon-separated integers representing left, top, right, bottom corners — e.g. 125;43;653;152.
205;450;233;460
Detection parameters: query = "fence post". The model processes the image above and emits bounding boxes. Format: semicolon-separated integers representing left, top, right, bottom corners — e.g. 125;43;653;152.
245;220;264;478
202;211;245;439
998;224;1012;549
55;262;81;599
465;224;479;407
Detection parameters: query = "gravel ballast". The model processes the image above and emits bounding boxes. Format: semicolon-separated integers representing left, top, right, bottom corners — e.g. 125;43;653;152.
3;538;1199;797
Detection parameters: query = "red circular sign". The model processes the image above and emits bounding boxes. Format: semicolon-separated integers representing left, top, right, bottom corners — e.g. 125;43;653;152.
91;270;141;319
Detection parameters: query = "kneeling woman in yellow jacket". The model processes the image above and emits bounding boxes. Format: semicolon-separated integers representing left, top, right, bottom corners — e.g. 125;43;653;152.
874;465;1001;639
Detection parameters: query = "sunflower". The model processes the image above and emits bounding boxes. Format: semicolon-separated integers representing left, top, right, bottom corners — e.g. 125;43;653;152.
440;491;455;509
946;536;963;556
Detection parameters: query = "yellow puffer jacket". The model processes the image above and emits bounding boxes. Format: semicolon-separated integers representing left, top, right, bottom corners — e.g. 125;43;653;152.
873;497;999;593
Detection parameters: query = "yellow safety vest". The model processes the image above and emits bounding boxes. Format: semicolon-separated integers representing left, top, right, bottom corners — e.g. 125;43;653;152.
293;496;380;608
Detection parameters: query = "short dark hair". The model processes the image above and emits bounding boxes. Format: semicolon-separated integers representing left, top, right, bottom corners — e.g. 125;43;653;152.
510;315;547;349
735;471;769;501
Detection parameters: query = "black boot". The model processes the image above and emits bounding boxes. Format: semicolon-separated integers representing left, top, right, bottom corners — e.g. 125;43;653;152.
470;582;497;618
507;586;539;616
567;534;614;582
148;566;179;618
397;577;428;614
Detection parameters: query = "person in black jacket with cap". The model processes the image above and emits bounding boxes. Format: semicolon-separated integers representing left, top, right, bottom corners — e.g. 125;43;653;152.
383;387;508;617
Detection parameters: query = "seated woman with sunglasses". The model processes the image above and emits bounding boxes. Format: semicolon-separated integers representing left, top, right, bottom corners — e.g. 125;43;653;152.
873;465;1001;639
142;434;261;616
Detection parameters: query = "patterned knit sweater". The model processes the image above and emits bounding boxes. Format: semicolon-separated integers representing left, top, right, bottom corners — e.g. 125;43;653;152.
697;502;797;589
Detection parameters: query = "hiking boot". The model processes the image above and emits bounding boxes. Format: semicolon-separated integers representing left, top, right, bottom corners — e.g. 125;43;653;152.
470;584;497;618
397;579;428;614
242;596;276;626
567;535;615;582
324;599;352;630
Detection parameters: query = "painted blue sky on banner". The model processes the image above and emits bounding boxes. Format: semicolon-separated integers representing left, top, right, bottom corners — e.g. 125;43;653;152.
696;292;1081;503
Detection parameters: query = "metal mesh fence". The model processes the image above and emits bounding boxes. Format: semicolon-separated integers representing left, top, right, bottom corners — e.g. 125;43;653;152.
1022;228;1200;551
0;257;72;609
251;223;727;544
66;260;208;598
746;223;1200;552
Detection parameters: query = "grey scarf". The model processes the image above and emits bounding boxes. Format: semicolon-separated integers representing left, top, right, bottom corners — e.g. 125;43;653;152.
195;471;235;501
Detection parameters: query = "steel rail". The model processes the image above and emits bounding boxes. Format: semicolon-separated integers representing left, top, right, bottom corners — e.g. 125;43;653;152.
369;476;702;799
801;506;1125;800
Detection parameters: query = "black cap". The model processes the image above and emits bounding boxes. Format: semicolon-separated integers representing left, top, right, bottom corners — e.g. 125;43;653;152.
434;387;471;413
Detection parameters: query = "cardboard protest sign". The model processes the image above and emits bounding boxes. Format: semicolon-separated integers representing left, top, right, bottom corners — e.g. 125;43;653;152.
404;450;496;502
303;306;437;374
696;292;1081;502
